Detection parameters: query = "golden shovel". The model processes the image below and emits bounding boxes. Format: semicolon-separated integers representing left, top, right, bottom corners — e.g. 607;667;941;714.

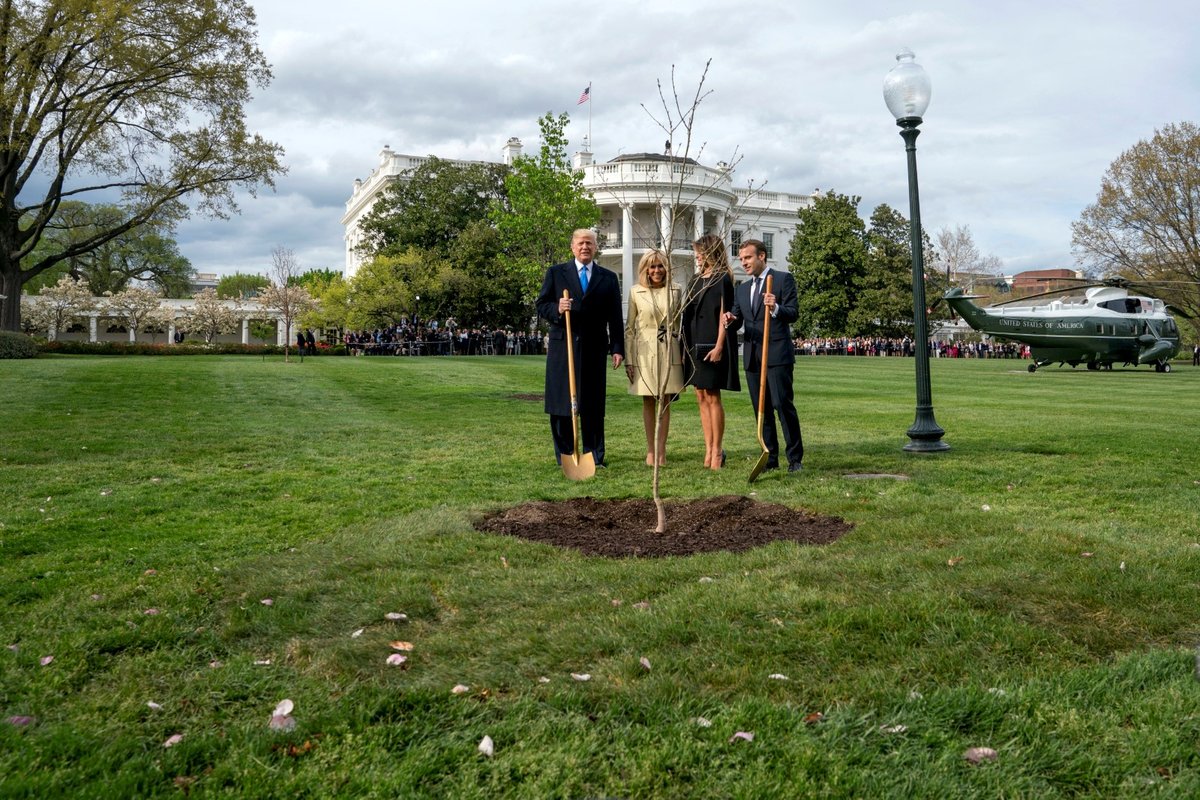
748;275;774;483
561;289;595;480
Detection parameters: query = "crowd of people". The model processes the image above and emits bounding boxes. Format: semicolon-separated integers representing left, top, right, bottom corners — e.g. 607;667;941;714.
794;337;1030;359
341;322;545;356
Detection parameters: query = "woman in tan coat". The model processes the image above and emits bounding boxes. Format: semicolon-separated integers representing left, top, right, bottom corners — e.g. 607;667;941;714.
624;251;685;466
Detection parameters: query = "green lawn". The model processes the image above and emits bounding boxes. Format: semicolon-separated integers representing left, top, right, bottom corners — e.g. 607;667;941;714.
2;354;1199;797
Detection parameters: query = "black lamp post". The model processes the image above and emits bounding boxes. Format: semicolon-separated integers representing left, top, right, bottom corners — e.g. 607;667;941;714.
884;48;948;453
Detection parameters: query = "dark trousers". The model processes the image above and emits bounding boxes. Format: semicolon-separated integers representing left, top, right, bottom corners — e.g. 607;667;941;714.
550;414;606;466
745;364;803;467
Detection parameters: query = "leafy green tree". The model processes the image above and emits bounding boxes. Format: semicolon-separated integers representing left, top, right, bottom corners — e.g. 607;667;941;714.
491;112;599;303
358;158;507;261
0;0;285;331
788;191;867;337
300;273;350;335
850;204;943;337
217;272;270;300
347;251;446;330
23;203;195;297
292;269;343;291
1072;121;1200;327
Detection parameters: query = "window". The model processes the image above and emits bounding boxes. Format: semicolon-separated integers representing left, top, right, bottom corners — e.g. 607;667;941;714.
763;232;774;259
729;230;742;255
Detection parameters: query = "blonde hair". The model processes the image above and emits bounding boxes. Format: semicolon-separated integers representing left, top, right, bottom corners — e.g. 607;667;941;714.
636;251;670;288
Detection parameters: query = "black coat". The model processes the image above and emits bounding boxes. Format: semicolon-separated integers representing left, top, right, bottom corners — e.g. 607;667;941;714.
728;268;798;372
536;260;625;417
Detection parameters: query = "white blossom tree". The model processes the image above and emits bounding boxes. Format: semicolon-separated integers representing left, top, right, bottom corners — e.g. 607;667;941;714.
178;288;239;345
258;247;316;362
103;286;168;342
35;276;96;340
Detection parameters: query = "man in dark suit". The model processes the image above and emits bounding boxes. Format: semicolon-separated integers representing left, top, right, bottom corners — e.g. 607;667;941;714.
536;229;625;467
723;239;803;472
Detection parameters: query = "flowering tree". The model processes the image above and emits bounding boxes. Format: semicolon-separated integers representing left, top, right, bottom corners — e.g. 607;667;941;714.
178;288;239;345
103;287;169;342
258;247;316;362
35;276;96;340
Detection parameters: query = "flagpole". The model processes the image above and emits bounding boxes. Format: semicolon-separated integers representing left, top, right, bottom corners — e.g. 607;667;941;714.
588;82;593;152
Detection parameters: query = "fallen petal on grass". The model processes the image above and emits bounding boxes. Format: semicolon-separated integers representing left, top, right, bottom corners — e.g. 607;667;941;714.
39;656;53;666
253;659;272;666
947;557;964;568
208;660;222;669
146;701;163;711
260;598;274;606
478;735;494;757
729;731;754;743
570;673;591;682
964;747;998;764
537;677;550;684
143;568;156;576
384;612;408;621
632;601;650;610
269;715;296;732
768;673;789;681
880;724;908;734
163;733;183;748
350;628;364;638
694;717;712;728
5;715;35;727
143;608;160;615
389;641;414;651
698;576;714;583
274;699;294;717
639;657;652;671
452;684;470;695
386;654;407;666
1081;552;1094;558
981;504;991;511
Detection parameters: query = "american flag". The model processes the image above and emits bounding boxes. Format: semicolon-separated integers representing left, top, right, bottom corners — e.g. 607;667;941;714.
577;84;591;105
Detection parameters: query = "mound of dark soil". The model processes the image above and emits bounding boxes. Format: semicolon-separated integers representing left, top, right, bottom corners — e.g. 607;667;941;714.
476;495;852;558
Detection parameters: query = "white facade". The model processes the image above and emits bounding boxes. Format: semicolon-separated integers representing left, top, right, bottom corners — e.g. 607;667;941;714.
22;296;294;346
341;140;820;300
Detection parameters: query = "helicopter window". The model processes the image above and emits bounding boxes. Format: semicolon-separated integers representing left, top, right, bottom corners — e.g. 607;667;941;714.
1165;319;1177;334
1095;324;1103;333
1098;299;1140;313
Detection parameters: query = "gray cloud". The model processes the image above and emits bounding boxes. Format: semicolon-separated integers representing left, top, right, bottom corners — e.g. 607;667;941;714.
169;0;1200;278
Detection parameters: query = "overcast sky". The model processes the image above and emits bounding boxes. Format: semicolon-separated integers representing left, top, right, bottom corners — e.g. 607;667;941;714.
175;0;1200;278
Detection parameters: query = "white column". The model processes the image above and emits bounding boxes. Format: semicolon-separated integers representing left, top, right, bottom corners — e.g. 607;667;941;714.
128;327;136;343
716;211;726;238
621;203;634;311
659;203;671;251
693;206;704;241
241;317;249;344
89;314;98;343
168;323;176;345
276;317;285;346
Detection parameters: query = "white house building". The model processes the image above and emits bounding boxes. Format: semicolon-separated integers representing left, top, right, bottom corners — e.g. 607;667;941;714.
341;139;820;304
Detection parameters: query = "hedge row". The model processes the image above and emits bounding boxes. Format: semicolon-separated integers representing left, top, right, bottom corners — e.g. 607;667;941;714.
0;330;39;359
36;340;348;357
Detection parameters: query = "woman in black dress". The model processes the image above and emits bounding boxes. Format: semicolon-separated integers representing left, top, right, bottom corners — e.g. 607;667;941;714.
683;234;740;470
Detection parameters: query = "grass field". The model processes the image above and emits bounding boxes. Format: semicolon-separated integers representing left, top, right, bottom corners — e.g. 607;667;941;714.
2;353;1199;797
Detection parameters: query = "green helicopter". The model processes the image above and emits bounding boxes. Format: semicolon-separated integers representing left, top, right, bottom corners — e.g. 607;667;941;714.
942;280;1185;373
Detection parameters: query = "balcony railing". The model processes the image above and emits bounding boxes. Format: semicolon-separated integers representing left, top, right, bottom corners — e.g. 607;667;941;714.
599;236;694;251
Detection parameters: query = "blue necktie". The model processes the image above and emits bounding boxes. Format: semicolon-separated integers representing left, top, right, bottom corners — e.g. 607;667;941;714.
579;266;589;292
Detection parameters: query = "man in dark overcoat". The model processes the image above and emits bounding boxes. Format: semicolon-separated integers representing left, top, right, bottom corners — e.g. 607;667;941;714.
723;238;804;472
536;229;625;467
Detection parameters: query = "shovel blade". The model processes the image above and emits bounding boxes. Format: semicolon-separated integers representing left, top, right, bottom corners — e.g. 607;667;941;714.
561;450;596;481
747;450;771;483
